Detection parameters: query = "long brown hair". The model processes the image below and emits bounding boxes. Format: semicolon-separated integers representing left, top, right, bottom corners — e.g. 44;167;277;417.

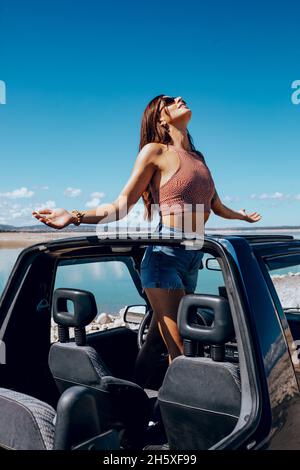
139;94;204;221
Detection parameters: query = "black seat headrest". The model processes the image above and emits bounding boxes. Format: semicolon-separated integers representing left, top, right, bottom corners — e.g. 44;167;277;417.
178;294;234;345
53;288;97;328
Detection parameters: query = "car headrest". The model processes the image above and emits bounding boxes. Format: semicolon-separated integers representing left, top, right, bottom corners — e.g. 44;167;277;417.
178;294;234;345
53;288;97;328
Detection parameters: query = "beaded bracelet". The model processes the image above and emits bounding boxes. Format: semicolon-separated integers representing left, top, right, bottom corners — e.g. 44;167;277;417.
71;209;84;226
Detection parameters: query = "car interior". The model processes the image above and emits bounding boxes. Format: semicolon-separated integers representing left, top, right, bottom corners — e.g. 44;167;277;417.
0;242;242;450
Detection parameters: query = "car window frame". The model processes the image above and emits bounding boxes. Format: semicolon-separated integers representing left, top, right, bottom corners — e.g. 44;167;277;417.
256;248;300;389
51;253;149;337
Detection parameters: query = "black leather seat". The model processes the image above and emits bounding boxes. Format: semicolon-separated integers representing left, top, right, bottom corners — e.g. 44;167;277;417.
48;288;151;449
158;294;241;450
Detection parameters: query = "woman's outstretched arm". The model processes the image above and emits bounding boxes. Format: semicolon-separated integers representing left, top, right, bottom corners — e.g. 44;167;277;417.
82;143;160;224
211;190;262;223
32;143;160;229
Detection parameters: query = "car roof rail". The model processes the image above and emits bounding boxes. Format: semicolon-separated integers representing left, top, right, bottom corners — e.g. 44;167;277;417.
232;234;295;243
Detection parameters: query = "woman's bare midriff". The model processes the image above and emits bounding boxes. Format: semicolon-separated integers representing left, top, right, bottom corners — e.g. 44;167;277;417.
161;211;210;234
152;145;210;235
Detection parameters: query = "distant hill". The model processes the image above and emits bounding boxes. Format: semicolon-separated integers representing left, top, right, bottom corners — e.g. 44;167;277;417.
0;223;300;233
0;224;17;231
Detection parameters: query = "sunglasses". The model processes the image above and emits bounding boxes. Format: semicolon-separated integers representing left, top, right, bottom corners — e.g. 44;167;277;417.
162;96;176;106
159;96;186;113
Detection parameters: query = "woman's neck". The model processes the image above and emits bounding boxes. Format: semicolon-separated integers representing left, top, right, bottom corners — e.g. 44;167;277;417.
168;125;191;151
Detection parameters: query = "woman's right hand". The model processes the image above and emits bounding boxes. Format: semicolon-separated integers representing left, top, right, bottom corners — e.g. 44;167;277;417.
32;208;75;230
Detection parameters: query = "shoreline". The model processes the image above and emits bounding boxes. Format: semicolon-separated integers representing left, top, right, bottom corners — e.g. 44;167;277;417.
0;228;300;249
0;232;93;248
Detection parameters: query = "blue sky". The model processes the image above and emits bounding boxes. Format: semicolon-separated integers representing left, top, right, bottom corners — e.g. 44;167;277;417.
0;0;299;228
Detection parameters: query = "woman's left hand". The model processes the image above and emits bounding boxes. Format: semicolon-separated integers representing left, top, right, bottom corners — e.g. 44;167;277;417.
238;209;262;223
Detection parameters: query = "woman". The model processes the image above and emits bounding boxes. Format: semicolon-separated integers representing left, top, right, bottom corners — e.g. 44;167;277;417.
32;94;261;369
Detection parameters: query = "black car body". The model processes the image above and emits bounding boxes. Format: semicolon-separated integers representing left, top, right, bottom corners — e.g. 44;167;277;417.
0;231;299;450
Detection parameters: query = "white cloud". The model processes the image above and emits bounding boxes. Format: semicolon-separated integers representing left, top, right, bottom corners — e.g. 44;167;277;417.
259;193;273;199
260;192;284;200
10;207;32;219
91;191;105;199
2;204;32;221
63;187;82;198
85;197;101;208
85;191;106;208
32;185;49;190
295;194;300;200
223;195;240;202
34;200;56;211
252;192;290;200
0;187;34;199
0;199;56;226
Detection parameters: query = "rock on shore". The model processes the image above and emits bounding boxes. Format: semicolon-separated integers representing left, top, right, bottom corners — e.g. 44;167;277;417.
271;272;300;309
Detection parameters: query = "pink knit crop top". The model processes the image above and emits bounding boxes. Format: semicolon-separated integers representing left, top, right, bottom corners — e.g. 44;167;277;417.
150;148;215;216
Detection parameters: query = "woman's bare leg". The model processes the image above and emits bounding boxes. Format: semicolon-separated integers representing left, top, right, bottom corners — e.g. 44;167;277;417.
144;287;186;362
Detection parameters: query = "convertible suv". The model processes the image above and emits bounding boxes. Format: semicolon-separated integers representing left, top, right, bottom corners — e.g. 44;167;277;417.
0;230;299;450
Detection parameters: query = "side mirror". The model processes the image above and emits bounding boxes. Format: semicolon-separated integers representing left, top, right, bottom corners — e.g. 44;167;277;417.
123;304;147;326
206;257;222;271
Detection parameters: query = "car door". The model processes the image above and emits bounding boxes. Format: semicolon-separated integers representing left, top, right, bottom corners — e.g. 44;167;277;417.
255;246;300;448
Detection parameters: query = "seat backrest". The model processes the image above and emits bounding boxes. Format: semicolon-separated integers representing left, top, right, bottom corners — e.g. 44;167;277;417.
0;387;56;450
158;294;241;450
158;356;241;449
49;342;111;393
49;288;151;448
0;385;120;450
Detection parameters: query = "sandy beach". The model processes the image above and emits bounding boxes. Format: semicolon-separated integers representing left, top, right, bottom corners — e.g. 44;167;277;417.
0;232;92;248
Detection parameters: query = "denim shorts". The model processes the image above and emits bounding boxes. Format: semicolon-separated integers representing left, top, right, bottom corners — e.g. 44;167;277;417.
140;223;204;294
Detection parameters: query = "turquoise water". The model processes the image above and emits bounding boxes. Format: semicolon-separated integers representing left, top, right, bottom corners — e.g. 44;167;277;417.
0;248;23;296
53;254;225;315
0;248;225;315
1;232;299;315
